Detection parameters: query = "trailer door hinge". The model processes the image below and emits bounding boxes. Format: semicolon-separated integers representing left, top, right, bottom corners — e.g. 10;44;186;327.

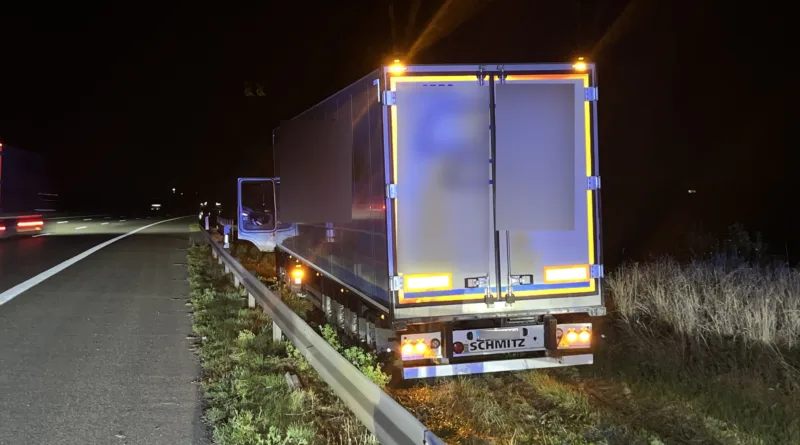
389;276;404;292
590;264;604;279
587;176;601;190
386;183;397;199
382;90;396;106
584;87;599;102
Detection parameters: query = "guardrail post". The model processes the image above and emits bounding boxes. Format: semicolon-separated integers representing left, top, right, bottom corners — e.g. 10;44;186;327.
358;317;367;342
333;301;344;330
223;225;231;249
366;321;376;348
273;321;283;342
323;295;332;322
204;215;209;231
248;292;256;308
347;309;358;338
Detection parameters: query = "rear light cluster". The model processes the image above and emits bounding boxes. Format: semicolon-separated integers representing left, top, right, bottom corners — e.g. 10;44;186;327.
399;333;442;361
556;323;592;349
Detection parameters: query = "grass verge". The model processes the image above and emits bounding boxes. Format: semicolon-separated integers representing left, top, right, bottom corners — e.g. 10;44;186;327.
223;237;799;444
187;243;378;444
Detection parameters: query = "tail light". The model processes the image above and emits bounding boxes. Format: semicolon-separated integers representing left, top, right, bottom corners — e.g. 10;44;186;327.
566;329;578;343
291;267;304;285
17;220;44;229
556;323;592;349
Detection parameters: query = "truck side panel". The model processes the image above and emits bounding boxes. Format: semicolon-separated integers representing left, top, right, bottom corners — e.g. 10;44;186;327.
277;70;392;307
0;144;55;214
277;118;353;224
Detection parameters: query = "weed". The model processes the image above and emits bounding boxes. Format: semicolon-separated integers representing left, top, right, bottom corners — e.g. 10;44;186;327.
187;242;377;444
319;324;390;388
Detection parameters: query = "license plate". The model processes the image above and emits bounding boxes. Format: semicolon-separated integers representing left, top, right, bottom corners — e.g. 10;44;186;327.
477;327;520;340
452;324;545;357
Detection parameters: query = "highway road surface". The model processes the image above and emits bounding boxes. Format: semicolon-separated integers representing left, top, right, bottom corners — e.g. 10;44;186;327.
0;215;210;444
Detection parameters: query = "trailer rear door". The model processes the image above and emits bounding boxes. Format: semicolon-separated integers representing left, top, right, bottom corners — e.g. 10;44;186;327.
493;74;598;300
390;75;493;305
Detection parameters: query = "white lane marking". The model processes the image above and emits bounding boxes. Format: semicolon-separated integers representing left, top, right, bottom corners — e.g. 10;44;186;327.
0;216;190;306
119;220;126;222
101;222;109;225
57;221;68;224
32;233;50;238
75;226;88;230
83;218;92;221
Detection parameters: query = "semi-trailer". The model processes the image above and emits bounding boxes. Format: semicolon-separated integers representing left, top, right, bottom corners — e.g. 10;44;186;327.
236;59;604;379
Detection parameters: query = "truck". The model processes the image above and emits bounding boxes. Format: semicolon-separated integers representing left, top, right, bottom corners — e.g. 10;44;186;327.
236;59;604;379
0;142;54;237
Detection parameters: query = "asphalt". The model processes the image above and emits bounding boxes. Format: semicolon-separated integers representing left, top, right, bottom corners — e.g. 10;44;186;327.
0;215;158;293
0;216;210;445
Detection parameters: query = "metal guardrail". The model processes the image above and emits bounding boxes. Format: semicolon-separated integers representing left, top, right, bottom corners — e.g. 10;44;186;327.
202;230;444;445
217;215;234;227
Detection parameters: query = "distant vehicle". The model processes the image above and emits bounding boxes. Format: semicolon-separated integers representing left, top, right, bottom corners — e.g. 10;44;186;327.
237;59;604;379
198;201;223;222
0;141;52;238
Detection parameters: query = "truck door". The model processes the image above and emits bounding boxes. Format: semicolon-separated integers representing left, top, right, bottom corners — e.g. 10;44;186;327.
237;177;296;252
492;74;599;300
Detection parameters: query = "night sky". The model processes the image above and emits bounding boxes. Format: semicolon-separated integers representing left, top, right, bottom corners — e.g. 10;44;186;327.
0;2;791;265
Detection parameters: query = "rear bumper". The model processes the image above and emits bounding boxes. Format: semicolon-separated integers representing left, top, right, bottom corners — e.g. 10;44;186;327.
403;353;593;379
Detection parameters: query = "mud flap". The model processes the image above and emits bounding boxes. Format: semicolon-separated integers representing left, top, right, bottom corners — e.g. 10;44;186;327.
543;315;558;353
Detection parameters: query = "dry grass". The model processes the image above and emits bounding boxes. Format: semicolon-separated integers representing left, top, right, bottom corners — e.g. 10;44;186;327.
601;256;800;444
608;257;800;388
